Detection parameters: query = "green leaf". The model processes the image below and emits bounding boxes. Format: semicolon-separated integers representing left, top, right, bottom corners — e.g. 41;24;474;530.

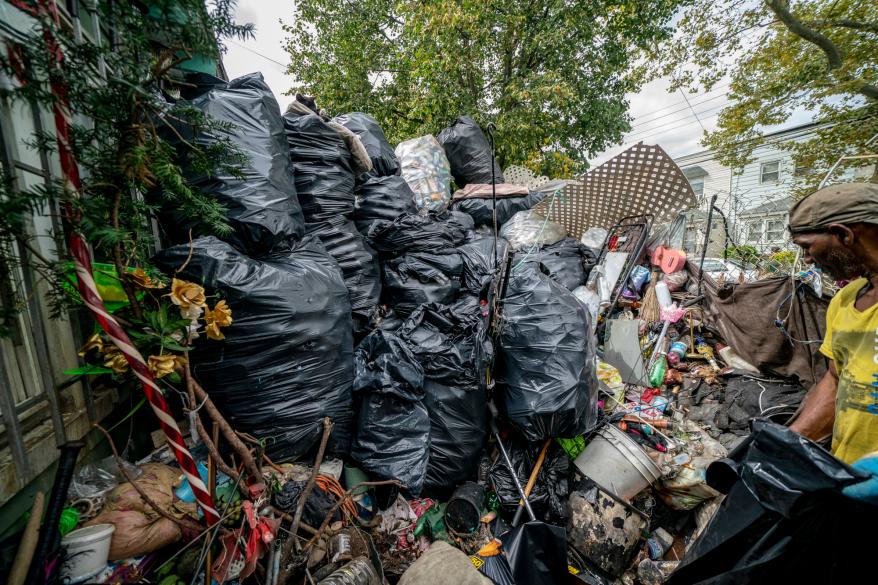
63;365;114;376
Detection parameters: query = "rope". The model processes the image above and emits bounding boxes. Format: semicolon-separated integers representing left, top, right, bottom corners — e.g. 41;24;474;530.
511;189;563;272
30;0;218;524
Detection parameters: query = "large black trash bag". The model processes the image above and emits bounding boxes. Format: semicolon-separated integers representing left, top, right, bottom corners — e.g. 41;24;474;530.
284;108;381;321
457;234;508;294
451;189;548;228
669;421;874;585
502;522;569;585
153;236;354;461
283;108;356;220
160;72;304;256
488;439;571;524
381;252;463;318
398;296;491;494
496;263;599;441
366;212;469;255
333;112;400;178
351;330;430;496
513;237;595;291
306;217;382;324
437;116;504;187
354;175;417;235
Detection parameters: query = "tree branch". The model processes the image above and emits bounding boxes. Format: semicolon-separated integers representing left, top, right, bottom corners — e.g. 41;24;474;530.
765;0;878;100
807;18;878;35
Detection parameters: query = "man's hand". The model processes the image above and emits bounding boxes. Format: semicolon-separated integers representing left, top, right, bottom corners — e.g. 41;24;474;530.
788;361;838;440
842;453;878;505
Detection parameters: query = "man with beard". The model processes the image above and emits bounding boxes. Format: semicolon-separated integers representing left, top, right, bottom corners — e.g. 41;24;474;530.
789;182;878;503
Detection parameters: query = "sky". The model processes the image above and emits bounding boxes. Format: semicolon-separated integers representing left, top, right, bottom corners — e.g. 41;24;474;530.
223;1;815;166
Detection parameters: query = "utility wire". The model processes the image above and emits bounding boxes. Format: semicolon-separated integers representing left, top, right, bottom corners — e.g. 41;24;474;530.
680;88;707;133
227;39;289;69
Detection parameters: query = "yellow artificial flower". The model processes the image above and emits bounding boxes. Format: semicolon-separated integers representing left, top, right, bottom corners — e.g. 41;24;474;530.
202;300;233;340
204;321;224;341
127;268;165;290
148;354;187;379
78;332;104;357
103;346;129;374
169;278;206;310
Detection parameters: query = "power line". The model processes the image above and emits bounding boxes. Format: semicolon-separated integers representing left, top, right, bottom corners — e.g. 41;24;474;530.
680;88;706;133
624;103;727;140
226;39;288;69
631;82;731;122
628;92;730;132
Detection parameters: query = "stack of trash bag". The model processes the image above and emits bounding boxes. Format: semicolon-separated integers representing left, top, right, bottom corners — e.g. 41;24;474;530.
457;234;509;295
158;72;304;256
366;211;473;318
354;175;418;236
513;237;596;291
397;296;492;495
499;210;567;251
333;112;400;178
283;99;381;328
451;189;549;228
351;330;430;497
436;116;503;187
154;236;355;460
396;135;453;213
495;262;599;441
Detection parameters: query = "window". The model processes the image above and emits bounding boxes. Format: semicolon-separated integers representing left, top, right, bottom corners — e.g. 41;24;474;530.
688;176;705;197
765;218;785;241
745;220;762;243
760;160;780;183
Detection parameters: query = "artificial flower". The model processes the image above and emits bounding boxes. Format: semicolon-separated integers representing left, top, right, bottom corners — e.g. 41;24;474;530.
127;268;165;289
148;353;187;378
169;278;206;311
78;332;104;357
103;346;129;374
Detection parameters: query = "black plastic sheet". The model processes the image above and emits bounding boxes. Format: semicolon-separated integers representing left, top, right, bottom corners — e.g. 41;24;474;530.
488;439;571;525
366;212;470;256
333;112;400;179
351;330;430;496
283;109;356;221
381;252;463;318
161;73;304;256
451;190;548;228
306;217;382;323
398;296;491;494
354;175;418;235
457;235;508;295
669;420;873;585
153;236;354;461
502;522;569;585
513;237;595;291
437;116;504;187
496;263;599;441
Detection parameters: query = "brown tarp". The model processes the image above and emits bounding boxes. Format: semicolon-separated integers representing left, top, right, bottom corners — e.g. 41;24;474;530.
700;275;829;387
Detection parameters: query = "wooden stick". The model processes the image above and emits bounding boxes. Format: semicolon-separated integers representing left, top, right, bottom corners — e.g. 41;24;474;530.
183;365;240;482
9;492;44;585
512;439;551;526
304;480;402;550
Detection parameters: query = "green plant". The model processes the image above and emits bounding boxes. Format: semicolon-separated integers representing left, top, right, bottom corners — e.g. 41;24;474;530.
724;244;760;265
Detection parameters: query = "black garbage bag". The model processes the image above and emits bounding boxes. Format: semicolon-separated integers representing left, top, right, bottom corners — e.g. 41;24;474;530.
283;108;356;221
437;116;504;187
451;189;548;228
457;234;508;294
398;296;491;494
153;236;354;460
513;237;595;291
351;330;430;496
333;112;400;178
668;420;873;585
160;73;304;256
488;439;571;525
496;263;599;441
502;521;569;585
366;212;469;255
272;480;343;527
381;252;463;318
354;175;417;235
306;217;381;324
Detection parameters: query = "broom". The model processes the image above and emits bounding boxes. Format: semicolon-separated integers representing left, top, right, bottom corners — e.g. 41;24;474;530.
640;270;661;322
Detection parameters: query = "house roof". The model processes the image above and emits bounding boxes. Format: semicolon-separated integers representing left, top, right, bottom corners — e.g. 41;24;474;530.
739;197;792;216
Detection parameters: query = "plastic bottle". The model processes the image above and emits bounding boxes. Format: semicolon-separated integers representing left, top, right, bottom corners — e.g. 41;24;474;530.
667;340;688;366
695;336;720;370
648;355;668;388
655;281;672;308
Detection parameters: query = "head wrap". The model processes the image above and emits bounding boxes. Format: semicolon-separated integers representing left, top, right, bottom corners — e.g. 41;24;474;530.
788;183;878;234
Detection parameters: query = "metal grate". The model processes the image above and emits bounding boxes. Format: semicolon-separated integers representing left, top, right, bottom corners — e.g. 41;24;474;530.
532;143;697;239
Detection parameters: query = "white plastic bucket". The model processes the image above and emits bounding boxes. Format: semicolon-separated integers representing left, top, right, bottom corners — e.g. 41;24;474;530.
60;523;115;584
574;424;662;502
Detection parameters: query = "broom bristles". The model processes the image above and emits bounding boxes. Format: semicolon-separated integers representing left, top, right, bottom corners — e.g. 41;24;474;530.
640;271;661;322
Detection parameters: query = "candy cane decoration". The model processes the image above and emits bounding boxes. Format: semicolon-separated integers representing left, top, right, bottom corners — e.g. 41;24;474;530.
26;0;219;524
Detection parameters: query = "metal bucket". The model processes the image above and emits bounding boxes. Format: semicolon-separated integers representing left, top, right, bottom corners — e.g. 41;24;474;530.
573;423;662;502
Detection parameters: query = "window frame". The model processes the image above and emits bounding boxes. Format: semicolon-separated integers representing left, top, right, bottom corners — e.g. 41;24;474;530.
760;160;781;183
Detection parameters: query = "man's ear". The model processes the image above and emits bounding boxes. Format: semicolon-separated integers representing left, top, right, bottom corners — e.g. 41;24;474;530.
827;223;855;246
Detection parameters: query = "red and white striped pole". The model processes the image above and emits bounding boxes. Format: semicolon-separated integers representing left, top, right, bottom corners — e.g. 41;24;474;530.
28;0;219;524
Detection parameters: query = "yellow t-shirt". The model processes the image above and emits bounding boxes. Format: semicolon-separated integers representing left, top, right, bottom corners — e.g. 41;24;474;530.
820;277;878;463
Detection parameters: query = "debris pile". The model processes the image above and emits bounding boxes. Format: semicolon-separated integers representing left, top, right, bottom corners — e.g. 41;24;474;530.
24;72;837;585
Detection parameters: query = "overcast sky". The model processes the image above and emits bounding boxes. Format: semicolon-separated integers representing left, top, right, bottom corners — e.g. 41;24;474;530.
223;1;814;166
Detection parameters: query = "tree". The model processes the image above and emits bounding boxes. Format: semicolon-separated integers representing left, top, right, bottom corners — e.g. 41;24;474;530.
282;0;682;177
653;0;878;192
